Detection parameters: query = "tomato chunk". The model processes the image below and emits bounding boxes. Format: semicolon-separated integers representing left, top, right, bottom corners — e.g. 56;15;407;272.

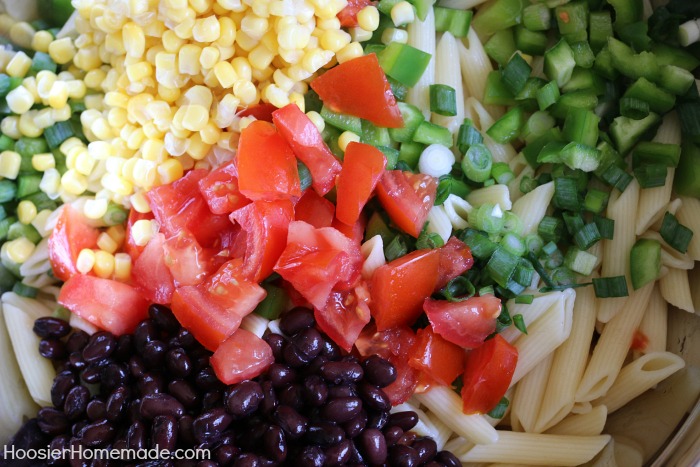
335;142;386;226
163;231;220;287
272;103;342;195
409;326;466;386
370;248;440;331
376;171;437;238
171;259;266;351
237;103;277;122
461;334;518;414
58;275;149;335
131;233;176;304
337;0;374;27
236;120;301;201
310;54;403;128
147;169;208;238
124;209;154;261
229;199;295;282
424;294;502;349
294;189;335;228
198;160;250;215
436;237;474;290
211;328;274;385
48;206;100;281
315;282;371;352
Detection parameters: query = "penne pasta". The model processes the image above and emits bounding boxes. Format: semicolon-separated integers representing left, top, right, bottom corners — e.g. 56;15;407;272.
510;181;555;236
675;196;700;261
659;267;695;313
507;165;535;204
406;8;436;120
510;353;554;433
360;235;385;279
463;97;516;163
442;193;472;229
545;404;608;437
432;31;465;136
457;28;492;102
426;205;453;243
467;184;512;211
635;284;667;357
501;291;570;344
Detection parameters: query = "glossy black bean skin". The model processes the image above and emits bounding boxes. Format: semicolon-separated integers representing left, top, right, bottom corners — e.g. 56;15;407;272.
82;332;116;363
328;384;357;399
233;453;260;467
166;347;192;378
358;382;391;411
278;384;304;412
320;361;364;384
34;317;71;338
389;444;420;467
259;381;277;415
178;416;196;446
343;410;367;438
301;375;328;407
80;366;103;384
398;431;418;447
176;328;197;349
320;338;341;360
298;445;325;467
263;425;287;462
321;397;362;423
101;363;129;392
279;307;315;336
367;410;389;430
114;334;134;362
194;367;221;392
192;408;232;443
362;355;397;388
52;370;77;408
40;338;67;360
383;426;403;447
387;411;419;431
358;428;388;465
282;341;312;368
263;333;285;361
305;422;344;446
149;304;180;333
140;393;185;419
105;386;129;421
68;352;86;371
324;439;353;466
435;450;462;467
267;363;296;388
138;372;165;396
413;437;438;464
63;385;90;420
142;340;168;368
225;380;263;418
65;331;90;353
37;408;70;436
129;356;146;378
273;405;308;439
215;444;240;465
293;327;323;359
85;399;106;422
151;415;177;451
168;379;199;408
79;419;115;447
133;320;157;353
126;421;146;450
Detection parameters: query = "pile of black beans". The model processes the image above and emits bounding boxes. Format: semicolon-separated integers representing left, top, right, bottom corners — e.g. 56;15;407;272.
2;305;461;467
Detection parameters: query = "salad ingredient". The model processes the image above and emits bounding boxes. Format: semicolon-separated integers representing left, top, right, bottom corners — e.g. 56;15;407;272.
210;328;273;385
197;160;249;215
46;205;98;282
335;141;387;226
408;326;466;387
376;170;437;238
423;294;501;349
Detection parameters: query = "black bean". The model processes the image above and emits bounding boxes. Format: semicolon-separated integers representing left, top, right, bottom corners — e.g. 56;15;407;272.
176;328;197;349
192;407;232;443
126;421;147;450
129;356;146;378
151;415;177;451
320;337;341;360
178;415;196;446
387;411;419;431
195;367;221;392
279;307;315;335
215;444;240;465
80;366;103;384
82;332;116;363
358;382;391;411
282;340;312;368
435;450;461;467
86;399;106;422
149;304;181;333
47;434;69;464
423;462;442;467
278;384;304;412
398;431;418;446
63;385;90;420
263;333;285;361
321;361;364;384
196;461;217;467
293;327;323;359
105;386;129;421
225;380;263;418
389;444;420;467
202;390;223;410
140;393;185;419
328;384;357;399
113;334;134;362
190;352;211;373
101;362;129;392
79;419;115;447
233;453;260;467
413;437;438;464
362;356;397;388
40;338;67;360
127;398;142;424
273;405;308;439
305;422;344;446
168;379;199;408
259;380;277;415
237;417;267;451
68;352;86;371
263;425;287;462
142;340;168;368
38;408;70;436
9;419;50;451
367;410;389;430
267;363;296;388
324;439;353;466
34;317;71;338
65;330;90;353
166;347;192;378
305;355;329;375
343;410;367;438
138;372;165;396
133;320;157;353
297;445;325;467
301;375;328;407
52;370;77;408
320;397;362;423
358;428;388;465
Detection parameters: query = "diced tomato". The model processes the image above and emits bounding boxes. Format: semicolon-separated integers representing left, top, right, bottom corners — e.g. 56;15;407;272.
631;329;649;352
461;335;518;414
315;281;371;352
147;169;209;238
58;275;149;335
356;325;418;405
236;120;301;201
337;0;374;27
198;160;250;215
124;209;154;261
409;326;466;387
376;171;437;238
131;233;176;305
48;206;100;281
436;237;474;290
237;103;277;122
272;103;342;195
171;258;266;351
335;142;386;226
424;294;502;349
163;231;219;287
294;189;335;228
211;328;274;385
275;221;363;309
310;54;403;128
229;199;295;282
370;248;440;331
332;213;366;245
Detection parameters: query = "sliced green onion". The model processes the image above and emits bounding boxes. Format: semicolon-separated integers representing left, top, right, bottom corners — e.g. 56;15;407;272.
254;283;288;319
502;53;532;95
0;134;14;152
491;162;514;185
560;142;602;172
600;164;634;192
459;228;498;260
593;216;615;239
479;285;496;297
562;212;585;236
413;121;453;147
429;84;458;117
468;203;505;234
583;189;609;214
513;314;528;335
536;80;560;112
416;229;444;249
385;235;408;261
525;234;544;255
564;247;598;275
12;282;38;298
573;223;602;250
630;239;661;290
553;177;581;211
634;164;667;188
592;276;629;298
486;247;520;287
544;39;576;87
515;294;534;305
297;161;313;191
434;6;473;37
440;276;476;302
0;180;17;203
484;70;516;106
17;175;42;199
500;232;526;257
456;119;483;154
29;52;58;74
519;175;538;194
103;203;129;226
522;3;550;31
659;212;694;254
461;143;493;183
632;142;681;168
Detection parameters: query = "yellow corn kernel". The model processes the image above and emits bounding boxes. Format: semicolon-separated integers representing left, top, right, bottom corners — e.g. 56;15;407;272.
193;15;221;43
75;47;103;71
350;27;373;43
83;68;107;89
85;94;105;112
301;48;333;73
125;128;146;151
263;84;289;108
47;80;69;109
289;92;305;112
1;117;20;140
17;200;37;225
200;122;221;145
107;224;126;247
105;156;125;175
0;151;21;179
75;150;96;176
248;44;274;71
76;248;96;274
91;118;114;140
232;57;253;82
21;76;39;101
234;80;258;105
140;139;164;162
93;250;115;279
184;85;213;108
320;29;351;53
357;6;380;31
9;22;35;50
65;80;87;100
161;30;184;53
102;173;133;196
277;24;311;50
235;31;259;52
216;17;237;47
241;14;268;41
336;42;364;63
238;116;256;130
97;232;119;255
31;209;53;237
36;72;57;100
18;111;42;138
189;0;210;13
157;158;184;184
39;168;60;196
114;252;132;281
88;141;113;161
199;46;220;70
157;83;181;103
32;153;55;171
130;191;152;214
318;17;341;30
213;93;240;128
107;107;127;129
4;238;34;264
104;91;128;109
312;0;345;19
61;169;89;195
48;38;77;65
178;44;201;76
60;137;84;156
123;22;146;58
52;105;72;123
126;61;153;83
338;131;361;152
213;61;238;88
132;159;157;187
306;111;325;133
6;86;34;114
83;198;108;219
391;1;415;26
186;132;211;160
381;27;409;45
5;52;31;78
131;219;155;246
287;65;312;82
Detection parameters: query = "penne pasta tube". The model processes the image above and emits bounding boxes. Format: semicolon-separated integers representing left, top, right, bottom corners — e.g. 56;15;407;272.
360;235;385;279
442;194;472;229
510;353;554;433
501;291;569;343
467;184;512;211
406;8;436;119
545;404;608;437
634;284;667;357
675;196;700;261
510;181;555;236
659;267;695;312
426;205;453;243
432;31;464;136
457;28;492;102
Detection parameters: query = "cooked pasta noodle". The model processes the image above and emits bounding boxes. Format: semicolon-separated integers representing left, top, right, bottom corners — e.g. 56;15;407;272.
406;9;436;120
510;182;554;236
511;354;554;433
467;184;512;211
635;285;667;357
457;28;492;102
360;235;385;279
426;205;453;243
544;404;608;437
675;196;700;261
433;32;464;136
442;194;472;229
659;267;695;313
